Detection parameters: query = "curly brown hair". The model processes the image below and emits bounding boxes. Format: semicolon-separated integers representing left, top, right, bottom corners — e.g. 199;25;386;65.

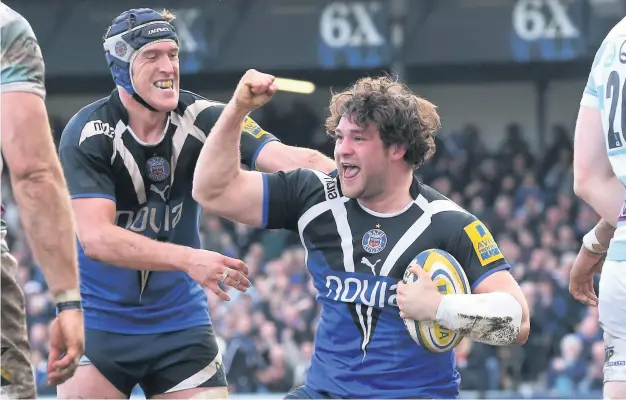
325;76;440;168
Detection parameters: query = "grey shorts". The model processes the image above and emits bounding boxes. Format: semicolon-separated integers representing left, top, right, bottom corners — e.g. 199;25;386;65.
1;248;35;399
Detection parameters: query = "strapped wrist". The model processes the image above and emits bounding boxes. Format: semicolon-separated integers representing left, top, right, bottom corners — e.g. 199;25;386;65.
582;227;607;255
435;292;522;346
56;300;83;314
53;288;81;306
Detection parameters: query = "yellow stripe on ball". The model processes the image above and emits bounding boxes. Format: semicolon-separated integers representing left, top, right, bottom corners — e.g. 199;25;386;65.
403;249;471;353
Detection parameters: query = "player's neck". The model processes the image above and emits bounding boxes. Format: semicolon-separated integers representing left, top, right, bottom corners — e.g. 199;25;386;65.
119;91;168;144
358;171;414;215
127;111;168;144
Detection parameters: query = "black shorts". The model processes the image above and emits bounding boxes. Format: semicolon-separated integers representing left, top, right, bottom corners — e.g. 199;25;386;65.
80;324;226;397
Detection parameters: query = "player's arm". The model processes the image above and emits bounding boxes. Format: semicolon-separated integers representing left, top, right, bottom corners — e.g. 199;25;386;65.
59;121;193;272
193;96;315;229
254;141;335;174
435;212;530;345
573;43;625;227
0;17;80;302
192;100;266;226
196;101;335;175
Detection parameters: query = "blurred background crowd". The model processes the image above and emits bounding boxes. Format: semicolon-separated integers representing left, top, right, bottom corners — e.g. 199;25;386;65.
1;106;603;397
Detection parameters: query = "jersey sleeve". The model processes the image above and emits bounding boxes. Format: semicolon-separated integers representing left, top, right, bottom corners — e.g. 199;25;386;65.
195;102;279;169
0;8;46;99
580;41;610;109
58;115;116;202
434;210;510;292
261;168;326;231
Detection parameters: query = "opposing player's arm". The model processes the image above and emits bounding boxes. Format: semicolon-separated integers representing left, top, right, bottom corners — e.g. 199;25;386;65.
193;101;315;230
59;118;193;272
434;211;530;345
0;16;79;301
573;42;625;227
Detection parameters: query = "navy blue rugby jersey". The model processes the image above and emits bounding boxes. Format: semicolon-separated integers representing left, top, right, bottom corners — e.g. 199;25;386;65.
58;89;278;334
260;168;511;399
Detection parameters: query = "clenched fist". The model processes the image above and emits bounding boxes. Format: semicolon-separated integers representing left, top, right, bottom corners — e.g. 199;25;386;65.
232;69;278;112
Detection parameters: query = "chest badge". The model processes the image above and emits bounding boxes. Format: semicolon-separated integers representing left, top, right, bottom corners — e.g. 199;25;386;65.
146;156;170;182
362;223;387;254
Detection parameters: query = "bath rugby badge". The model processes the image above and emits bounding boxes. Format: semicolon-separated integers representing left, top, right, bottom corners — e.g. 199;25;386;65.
362;224;387;254
146;156;170;182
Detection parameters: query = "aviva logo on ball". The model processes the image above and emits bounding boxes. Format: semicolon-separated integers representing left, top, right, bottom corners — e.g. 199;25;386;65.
402;249;470;353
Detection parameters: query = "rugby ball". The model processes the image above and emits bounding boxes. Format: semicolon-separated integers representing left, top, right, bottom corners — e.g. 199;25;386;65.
402;249;471;353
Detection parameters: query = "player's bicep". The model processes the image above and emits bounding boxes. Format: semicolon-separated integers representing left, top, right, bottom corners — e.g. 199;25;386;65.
441;214;510;291
194;171;266;227
196;168;310;230
1;92;56;179
573;106;612;187
71;197;116;249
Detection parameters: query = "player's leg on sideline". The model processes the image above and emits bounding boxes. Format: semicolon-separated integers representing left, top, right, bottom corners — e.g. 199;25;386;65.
1;251;36;399
599;260;626;399
56;364;126;399
602;330;626;399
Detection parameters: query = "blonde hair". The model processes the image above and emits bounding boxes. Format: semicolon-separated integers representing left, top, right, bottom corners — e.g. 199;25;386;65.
160;9;176;23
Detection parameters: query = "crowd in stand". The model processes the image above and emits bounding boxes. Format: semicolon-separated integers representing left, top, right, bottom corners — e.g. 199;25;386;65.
0;102;603;397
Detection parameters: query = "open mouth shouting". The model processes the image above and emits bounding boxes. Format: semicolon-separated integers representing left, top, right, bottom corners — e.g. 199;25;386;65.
341;162;361;180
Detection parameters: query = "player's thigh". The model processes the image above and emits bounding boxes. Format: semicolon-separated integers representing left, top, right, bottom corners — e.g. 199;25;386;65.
0;251;35;399
600;261;626;388
152;386;229;399
57;328;143;399
604;381;626;399
599;260;626;339
603;330;626;386
140;325;227;399
56;364;126;399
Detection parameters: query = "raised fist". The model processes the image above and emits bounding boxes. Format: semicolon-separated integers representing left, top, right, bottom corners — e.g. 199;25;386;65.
232;69;278;112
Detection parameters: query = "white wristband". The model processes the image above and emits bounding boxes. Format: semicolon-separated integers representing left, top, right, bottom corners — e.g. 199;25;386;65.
582;227;606;255
53;288;81;305
435;292;522;346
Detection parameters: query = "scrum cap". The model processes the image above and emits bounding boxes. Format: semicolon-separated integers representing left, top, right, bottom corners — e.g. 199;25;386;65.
103;8;179;111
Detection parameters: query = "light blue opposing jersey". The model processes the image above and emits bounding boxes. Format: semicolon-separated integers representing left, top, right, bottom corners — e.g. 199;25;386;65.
581;16;626;261
0;4;45;99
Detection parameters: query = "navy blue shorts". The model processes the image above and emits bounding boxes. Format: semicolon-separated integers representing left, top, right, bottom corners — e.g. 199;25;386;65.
284;384;434;399
80;324;226;397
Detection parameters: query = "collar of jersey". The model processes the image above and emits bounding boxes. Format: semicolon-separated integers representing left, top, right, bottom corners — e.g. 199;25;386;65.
110;88;171;147
348;174;422;217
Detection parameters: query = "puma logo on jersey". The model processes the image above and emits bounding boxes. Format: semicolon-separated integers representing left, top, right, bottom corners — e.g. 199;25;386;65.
361;257;381;274
150;184;170;202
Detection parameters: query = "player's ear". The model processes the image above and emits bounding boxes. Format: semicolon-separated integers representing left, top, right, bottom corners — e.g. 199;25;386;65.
389;144;407;161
